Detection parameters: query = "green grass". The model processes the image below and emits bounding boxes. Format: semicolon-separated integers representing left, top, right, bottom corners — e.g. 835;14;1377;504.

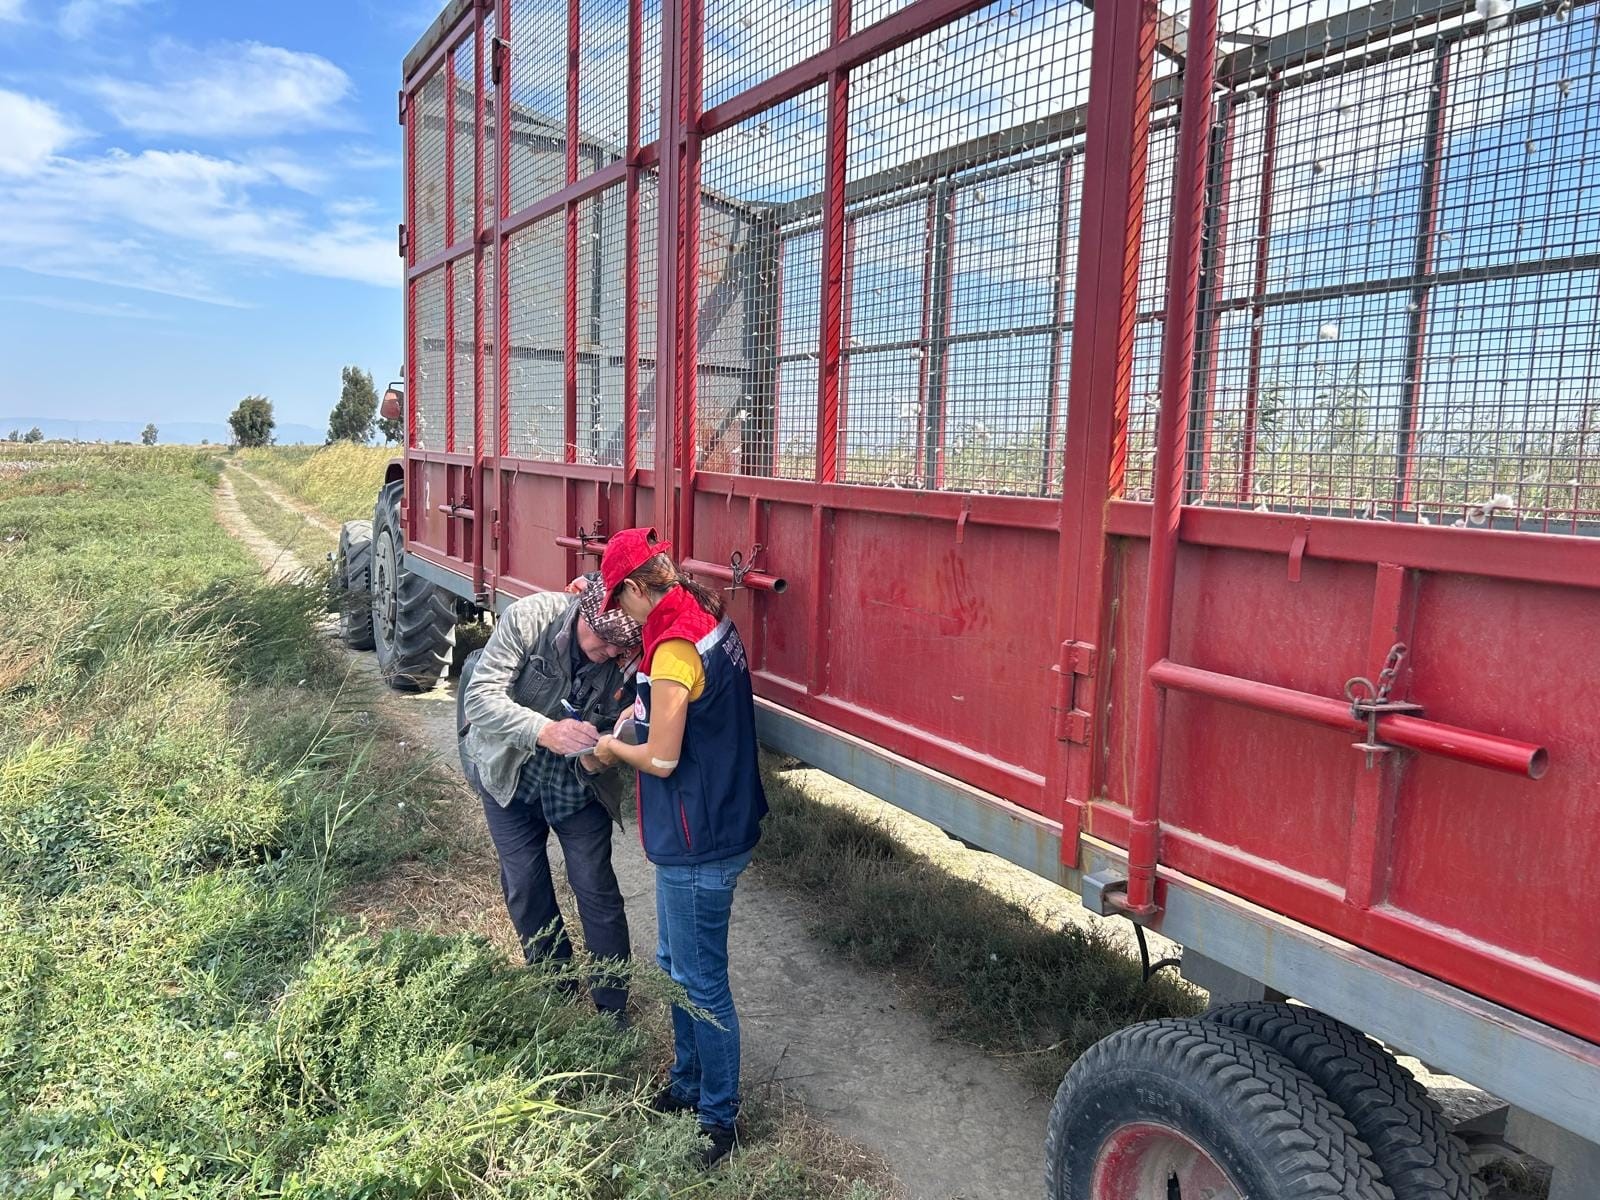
0;445;882;1200
238;443;393;524
753;759;1203;1090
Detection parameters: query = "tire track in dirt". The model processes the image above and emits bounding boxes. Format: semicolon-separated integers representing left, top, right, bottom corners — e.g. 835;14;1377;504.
214;466;1052;1200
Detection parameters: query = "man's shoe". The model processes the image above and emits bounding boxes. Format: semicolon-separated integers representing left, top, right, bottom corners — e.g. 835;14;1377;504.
649;1085;697;1115
699;1122;737;1168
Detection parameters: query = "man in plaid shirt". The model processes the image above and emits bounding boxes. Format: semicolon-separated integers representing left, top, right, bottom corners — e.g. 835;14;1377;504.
458;575;640;1022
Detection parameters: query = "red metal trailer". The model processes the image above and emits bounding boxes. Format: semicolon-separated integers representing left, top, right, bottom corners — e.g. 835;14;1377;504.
346;0;1600;1191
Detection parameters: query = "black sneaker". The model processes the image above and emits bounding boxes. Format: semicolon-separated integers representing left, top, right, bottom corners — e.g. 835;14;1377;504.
649;1085;697;1115
699;1122;737;1168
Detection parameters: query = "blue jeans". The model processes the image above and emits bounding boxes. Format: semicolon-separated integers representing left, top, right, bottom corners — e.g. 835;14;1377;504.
655;849;753;1128
477;786;631;1014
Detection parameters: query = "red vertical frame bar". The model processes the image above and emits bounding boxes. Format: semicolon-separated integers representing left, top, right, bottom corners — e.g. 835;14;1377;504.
1344;562;1416;910
1040;153;1074;496
1238;84;1279;504
814;0;850;486
1050;0;1158;841
931;185;956;490
496;2;513;580
809;0;850;700
444;47;458;455
1126;0;1219;914
406;90;419;454
678;0;704;557
652;0;684;542
564;0;581;466
914;188;935;483
837;216;856;474
622;0;642;524
472;9;489;594
768;242;785;478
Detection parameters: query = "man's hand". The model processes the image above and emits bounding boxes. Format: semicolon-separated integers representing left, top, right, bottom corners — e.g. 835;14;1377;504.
564;575;589;595
537;718;601;756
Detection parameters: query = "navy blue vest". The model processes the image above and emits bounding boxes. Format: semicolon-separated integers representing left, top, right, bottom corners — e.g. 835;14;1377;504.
635;618;768;865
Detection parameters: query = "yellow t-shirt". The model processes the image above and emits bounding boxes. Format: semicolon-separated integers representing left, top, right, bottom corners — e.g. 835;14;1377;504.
650;638;706;701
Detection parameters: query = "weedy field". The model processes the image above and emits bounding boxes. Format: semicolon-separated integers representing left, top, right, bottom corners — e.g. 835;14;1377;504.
0;445;884;1200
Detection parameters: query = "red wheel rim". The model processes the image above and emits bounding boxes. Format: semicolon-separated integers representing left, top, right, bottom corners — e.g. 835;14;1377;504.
1092;1122;1241;1199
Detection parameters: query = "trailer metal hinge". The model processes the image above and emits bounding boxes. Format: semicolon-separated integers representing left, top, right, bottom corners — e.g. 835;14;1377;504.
397;88;407;126
490;36;509;86
1052;640;1097;744
397;223;408;259
490;508;502;545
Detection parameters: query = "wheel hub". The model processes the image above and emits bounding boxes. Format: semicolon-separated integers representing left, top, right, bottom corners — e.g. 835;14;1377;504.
1093;1122;1239;1200
374;531;399;645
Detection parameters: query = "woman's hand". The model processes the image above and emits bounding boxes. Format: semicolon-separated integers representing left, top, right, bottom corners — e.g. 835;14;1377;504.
591;734;620;767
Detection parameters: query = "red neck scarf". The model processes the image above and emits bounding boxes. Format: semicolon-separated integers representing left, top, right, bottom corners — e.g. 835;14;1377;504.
641;584;718;669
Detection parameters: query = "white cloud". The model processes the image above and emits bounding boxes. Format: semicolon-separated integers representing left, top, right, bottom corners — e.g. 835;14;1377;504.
91;41;352;138
0;90;78;175
0;293;168;319
59;0;147;39
0;0;24;22
0;146;397;302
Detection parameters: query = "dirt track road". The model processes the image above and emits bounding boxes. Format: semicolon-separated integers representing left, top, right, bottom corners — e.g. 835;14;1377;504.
216;466;1053;1200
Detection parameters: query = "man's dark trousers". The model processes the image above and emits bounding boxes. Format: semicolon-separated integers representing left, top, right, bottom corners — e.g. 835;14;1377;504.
477;785;631;1013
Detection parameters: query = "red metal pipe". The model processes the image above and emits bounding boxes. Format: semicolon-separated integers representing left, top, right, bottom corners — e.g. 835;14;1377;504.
1148;659;1548;780
556;534;607;556
1125;0;1220;915
681;556;788;593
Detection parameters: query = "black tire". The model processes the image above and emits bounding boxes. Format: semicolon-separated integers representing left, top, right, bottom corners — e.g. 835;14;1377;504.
333;520;375;650
1046;1018;1393;1200
371;480;455;692
1204;1003;1483;1200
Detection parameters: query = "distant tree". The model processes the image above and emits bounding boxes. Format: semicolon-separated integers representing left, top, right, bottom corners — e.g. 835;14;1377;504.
23;427;43;443
228;396;275;448
328;366;378;444
200;438;209;446
141;423;158;446
377;411;403;445
5;430;17;442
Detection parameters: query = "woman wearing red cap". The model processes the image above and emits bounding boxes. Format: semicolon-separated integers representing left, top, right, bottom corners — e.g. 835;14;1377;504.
590;527;768;1168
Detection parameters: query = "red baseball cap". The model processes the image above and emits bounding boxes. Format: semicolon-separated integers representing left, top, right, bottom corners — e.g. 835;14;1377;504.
600;526;673;609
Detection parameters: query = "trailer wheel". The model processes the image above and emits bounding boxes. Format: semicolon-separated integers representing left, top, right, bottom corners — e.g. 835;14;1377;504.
333;520;375;650
1204;1003;1483;1200
371;480;455;692
1045;1018;1393;1200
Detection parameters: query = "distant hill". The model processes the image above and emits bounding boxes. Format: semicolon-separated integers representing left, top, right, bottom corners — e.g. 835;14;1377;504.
0;417;327;445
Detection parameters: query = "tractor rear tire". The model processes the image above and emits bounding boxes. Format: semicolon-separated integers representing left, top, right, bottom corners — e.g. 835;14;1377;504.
1045;1018;1393;1200
333;520;375;650
1204;1002;1483;1200
371;480;455;692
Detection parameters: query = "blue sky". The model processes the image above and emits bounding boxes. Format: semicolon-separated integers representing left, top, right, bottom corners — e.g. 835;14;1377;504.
0;0;444;432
